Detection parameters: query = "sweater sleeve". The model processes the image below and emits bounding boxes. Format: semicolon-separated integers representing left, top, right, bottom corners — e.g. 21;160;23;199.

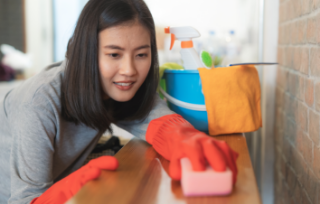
116;94;175;140
8;94;57;204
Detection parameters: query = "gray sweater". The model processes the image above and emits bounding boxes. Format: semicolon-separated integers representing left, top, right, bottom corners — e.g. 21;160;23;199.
0;60;174;204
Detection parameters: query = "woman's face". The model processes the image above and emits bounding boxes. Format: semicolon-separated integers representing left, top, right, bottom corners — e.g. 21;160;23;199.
98;21;152;102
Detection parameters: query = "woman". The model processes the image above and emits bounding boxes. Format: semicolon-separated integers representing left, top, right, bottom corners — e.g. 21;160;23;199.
0;0;238;203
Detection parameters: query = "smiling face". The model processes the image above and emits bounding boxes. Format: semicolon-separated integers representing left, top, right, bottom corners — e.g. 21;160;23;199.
98;21;152;102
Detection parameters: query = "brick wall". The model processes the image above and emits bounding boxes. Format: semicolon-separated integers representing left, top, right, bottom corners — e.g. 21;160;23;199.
275;0;320;203
0;0;24;59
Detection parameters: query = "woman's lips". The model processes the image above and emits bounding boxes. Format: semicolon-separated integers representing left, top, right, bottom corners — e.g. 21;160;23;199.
113;82;135;90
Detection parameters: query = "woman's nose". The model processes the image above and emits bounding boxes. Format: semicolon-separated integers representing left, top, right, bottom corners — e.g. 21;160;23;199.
119;56;137;76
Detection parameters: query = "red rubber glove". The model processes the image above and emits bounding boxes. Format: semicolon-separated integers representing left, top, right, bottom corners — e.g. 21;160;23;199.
146;114;238;184
30;156;118;204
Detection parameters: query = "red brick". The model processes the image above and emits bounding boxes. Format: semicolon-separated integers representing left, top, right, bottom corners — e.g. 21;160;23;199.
277;67;288;91
301;169;319;204
294;47;301;71
301;188;313;204
285;94;298;121
297;19;307;44
312;0;320;10
284;69;289;92
281;155;288;178
316;183;320;204
278;47;284;65
275;121;284;148
299;75;306;101
293;0;303;17
283;25;288;45
297;129;305;152
286;1;294;21
276;88;285;109
314;146;320;179
303;135;314;167
292;148;308;184
297;102;308;132
286;118;297;143
300;47;309;75
274;171;283;199
274;197;285;204
308;175;320;204
316;13;320;44
286;24;292;45
307;17;317;43
286;47;294;68
281;2;288;22
315;82;320;112
309;109;320;146
291;23;298;45
288;72;300;98
292;23;299;45
274;179;285;204
296;130;313;167
302;0;313;14
275;122;284;147
305;78;314;107
310;47;320;77
283;183;295;204
279;110;287;130
283;137;295;164
293;181;303;204
284;92;290;109
279;4;284;23
275;147;282;170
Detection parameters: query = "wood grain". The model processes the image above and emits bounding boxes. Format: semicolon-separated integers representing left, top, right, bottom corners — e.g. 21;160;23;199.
67;133;261;204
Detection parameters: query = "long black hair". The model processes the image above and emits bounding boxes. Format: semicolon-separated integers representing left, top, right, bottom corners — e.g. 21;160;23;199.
61;0;159;133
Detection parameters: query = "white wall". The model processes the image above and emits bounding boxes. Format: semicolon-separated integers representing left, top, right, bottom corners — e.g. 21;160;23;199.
24;0;53;77
53;0;88;62
145;0;260;66
145;0;258;39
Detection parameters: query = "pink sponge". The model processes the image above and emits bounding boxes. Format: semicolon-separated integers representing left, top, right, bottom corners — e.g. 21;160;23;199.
180;158;233;197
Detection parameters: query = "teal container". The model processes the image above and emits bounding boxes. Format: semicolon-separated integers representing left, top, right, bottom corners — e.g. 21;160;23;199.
162;70;208;133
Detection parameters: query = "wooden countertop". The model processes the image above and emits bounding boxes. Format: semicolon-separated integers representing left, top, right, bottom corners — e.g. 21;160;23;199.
67;133;261;204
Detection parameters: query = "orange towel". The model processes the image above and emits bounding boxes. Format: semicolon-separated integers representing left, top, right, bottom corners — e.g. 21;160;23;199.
198;65;262;136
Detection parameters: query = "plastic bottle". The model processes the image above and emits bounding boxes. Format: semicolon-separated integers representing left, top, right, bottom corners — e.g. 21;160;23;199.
164;26;203;70
223;30;239;66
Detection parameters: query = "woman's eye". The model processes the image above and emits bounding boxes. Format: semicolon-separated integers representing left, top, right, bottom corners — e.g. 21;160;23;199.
109;53;119;58
137;53;147;58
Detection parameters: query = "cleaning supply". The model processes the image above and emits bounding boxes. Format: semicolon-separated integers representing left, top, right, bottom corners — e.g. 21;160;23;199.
198;65;262;135
160;70;207;132
200;51;214;68
181;158;232;196
164;26;203;70
159;62;184;79
146;114;238;183
158;62;184;99
30;156;118;204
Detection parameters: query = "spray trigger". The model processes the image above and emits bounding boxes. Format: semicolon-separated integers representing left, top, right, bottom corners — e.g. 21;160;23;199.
170;34;175;50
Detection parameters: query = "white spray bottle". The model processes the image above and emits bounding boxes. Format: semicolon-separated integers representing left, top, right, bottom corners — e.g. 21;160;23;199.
165;26;203;70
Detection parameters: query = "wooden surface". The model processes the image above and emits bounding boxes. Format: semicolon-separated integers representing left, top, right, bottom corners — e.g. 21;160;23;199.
68;134;261;204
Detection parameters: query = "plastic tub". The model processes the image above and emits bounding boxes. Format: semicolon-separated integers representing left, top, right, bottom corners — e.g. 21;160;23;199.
160;69;208;133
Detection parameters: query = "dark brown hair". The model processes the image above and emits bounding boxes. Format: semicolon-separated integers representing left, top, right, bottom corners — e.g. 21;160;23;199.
61;0;159;133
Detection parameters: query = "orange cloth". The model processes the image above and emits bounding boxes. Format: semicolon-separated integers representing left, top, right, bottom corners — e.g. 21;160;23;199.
198;65;262;136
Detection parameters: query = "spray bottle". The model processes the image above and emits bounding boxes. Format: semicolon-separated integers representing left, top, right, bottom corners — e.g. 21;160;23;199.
165;26;203;70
